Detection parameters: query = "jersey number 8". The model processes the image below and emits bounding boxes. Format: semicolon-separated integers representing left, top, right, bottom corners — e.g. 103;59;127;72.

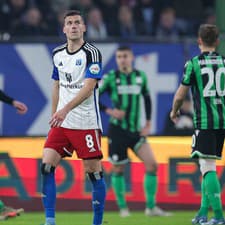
201;67;225;97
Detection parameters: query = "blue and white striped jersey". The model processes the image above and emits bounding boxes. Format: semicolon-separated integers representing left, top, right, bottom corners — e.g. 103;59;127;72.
51;42;103;131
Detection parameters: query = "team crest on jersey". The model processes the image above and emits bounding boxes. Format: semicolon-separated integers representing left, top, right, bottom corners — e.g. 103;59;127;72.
65;73;72;83
75;59;82;65
136;77;142;84
89;63;100;74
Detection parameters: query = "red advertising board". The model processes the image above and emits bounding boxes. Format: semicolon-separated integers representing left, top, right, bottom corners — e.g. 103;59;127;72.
0;137;225;210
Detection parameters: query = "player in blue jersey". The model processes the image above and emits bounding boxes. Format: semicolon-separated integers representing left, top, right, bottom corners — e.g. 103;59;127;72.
40;10;106;225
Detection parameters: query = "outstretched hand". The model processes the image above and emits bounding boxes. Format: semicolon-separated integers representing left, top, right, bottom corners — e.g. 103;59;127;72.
13;100;28;115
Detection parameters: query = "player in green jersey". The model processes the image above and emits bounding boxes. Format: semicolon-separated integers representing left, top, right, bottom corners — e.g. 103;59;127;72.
100;46;170;217
171;24;225;225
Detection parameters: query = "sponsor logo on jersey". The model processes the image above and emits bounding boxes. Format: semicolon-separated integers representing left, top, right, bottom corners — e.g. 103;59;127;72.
118;85;141;94
65;73;72;83
89;63;100;75
75;59;82;65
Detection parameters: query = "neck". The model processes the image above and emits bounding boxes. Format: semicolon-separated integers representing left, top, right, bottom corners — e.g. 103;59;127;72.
67;39;85;53
119;67;133;74
200;46;216;53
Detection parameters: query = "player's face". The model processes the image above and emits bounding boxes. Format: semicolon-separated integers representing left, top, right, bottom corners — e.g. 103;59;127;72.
63;15;86;41
116;50;133;71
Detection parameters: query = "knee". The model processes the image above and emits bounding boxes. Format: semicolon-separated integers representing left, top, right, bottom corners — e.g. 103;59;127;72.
112;165;124;175
41;163;55;175
147;161;158;173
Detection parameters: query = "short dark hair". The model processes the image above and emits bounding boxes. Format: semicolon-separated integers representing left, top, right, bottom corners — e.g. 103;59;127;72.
64;10;84;21
198;24;219;47
117;46;132;52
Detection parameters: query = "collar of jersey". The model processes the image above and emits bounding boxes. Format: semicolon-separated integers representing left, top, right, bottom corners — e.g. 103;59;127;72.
66;41;86;55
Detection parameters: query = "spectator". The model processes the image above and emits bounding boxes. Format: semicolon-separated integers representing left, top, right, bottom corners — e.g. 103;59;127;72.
35;0;59;35
0;0;28;33
97;0;119;36
133;0;155;35
86;7;108;39
70;0;94;17
203;8;216;25
11;7;50;36
163;95;193;136
155;7;181;40
116;5;142;38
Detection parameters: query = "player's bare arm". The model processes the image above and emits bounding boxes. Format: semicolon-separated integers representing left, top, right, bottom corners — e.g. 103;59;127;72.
49;78;97;127
170;84;190;123
140;120;151;136
51;80;59;116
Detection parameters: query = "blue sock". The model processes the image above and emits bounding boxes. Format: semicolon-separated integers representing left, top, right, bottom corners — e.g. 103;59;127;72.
91;176;106;225
42;171;56;225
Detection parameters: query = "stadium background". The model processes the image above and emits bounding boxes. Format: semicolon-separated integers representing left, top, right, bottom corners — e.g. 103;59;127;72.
0;0;225;212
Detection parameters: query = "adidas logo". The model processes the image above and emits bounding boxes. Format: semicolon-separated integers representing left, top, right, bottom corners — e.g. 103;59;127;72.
92;200;100;205
58;61;63;66
89;147;96;152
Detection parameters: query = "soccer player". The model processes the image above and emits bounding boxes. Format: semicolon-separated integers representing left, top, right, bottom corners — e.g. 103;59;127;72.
41;10;106;225
170;24;225;225
0;90;27;220
99;46;170;217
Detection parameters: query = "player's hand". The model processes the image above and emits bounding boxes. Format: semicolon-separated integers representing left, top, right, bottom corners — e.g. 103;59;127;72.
107;108;125;120
140;121;151;136
170;110;180;123
12;100;28;115
49;107;70;127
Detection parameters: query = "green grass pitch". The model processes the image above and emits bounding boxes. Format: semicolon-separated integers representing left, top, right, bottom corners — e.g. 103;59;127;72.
1;211;202;225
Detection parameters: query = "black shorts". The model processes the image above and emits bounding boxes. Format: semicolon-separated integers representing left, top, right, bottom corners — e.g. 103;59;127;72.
108;124;146;164
191;129;225;159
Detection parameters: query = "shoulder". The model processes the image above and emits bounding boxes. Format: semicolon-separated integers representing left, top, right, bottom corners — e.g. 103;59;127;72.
134;69;147;78
52;43;67;56
82;42;102;62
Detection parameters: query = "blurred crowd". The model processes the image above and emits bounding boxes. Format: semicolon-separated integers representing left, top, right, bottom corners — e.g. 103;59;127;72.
0;0;216;40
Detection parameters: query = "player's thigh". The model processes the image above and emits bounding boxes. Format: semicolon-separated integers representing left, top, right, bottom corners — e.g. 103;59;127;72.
66;129;103;160
131;136;157;171
44;127;74;162
108;125;129;165
191;130;218;159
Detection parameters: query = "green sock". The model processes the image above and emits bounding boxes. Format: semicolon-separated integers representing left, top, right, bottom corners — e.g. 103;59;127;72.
111;173;127;209
144;172;157;209
204;171;223;219
0;200;5;212
197;178;209;216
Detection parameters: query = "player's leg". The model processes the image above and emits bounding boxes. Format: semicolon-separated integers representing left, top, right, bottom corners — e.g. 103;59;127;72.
0;200;24;220
67;129;106;225
41;127;71;225
133;136;170;216
41;148;61;225
111;164;130;217
84;159;106;225
191;130;225;224
108;125;130;217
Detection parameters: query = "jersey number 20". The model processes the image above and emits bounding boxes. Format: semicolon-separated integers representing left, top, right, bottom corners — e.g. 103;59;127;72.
201;67;225;97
